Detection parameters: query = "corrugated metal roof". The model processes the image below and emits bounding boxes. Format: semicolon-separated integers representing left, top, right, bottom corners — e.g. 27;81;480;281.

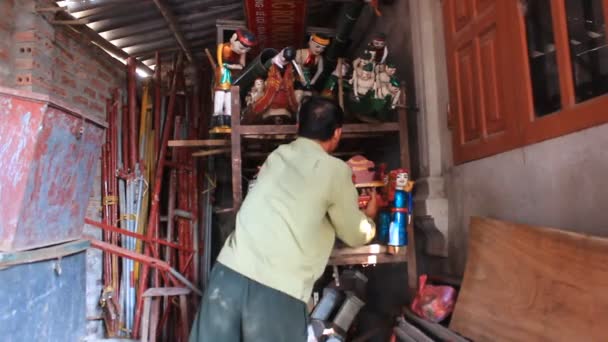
54;0;341;77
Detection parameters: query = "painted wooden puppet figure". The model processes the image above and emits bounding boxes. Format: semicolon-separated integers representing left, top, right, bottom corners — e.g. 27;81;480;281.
365;33;389;66
376;61;397;89
321;60;350;100
211;29;257;133
294;33;331;103
249;47;299;124
352;62;376;100
376;76;402;109
387;168;414;254
245;77;266;107
352;51;374;76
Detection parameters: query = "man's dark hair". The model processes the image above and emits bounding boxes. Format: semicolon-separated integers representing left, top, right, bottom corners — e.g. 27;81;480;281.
297;96;344;141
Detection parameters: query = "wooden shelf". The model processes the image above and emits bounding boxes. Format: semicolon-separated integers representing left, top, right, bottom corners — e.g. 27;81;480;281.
236;122;400;136
328;244;407;266
229;86;417;289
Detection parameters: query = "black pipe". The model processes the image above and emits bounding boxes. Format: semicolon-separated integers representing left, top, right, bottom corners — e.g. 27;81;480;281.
324;1;366;74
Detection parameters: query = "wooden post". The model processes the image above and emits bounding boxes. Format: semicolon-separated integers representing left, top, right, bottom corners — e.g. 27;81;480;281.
231;86;243;210
337;58;344;110
397;86;418;293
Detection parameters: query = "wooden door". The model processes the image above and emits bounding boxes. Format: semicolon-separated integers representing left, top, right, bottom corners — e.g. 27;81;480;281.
443;0;520;163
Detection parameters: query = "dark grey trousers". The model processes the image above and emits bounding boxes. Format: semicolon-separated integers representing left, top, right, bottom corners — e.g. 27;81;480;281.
189;263;308;342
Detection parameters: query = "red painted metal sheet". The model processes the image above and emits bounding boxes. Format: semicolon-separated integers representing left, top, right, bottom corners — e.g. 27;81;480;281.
0;92;104;251
245;0;308;50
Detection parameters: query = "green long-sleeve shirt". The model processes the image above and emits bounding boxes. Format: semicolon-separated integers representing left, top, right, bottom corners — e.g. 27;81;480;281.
217;137;376;303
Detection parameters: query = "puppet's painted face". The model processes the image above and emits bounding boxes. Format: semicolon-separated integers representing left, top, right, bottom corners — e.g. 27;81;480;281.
361;70;373;81
309;40;326;56
254;79;264;90
389;84;400;93
372;39;386;49
231;38;251;55
386;66;397;75
396;172;409;188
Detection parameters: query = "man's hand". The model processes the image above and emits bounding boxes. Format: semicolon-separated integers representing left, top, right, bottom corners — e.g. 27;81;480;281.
364;188;379;219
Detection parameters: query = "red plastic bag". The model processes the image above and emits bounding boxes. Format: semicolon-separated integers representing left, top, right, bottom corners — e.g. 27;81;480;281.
410;274;456;323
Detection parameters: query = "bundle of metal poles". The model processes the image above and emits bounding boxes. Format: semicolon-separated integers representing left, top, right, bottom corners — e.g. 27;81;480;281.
91;52;212;341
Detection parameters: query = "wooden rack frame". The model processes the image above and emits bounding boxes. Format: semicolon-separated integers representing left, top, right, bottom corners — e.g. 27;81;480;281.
228;86;418;290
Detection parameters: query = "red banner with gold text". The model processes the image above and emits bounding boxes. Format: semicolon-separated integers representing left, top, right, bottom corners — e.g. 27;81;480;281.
245;0;308;51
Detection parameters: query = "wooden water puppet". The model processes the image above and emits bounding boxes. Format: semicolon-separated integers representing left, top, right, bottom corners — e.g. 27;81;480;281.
294;33;331;102
210;29;257;133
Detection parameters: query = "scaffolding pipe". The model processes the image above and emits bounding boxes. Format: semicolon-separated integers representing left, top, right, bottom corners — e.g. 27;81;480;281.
133;53;184;337
127;57;139;171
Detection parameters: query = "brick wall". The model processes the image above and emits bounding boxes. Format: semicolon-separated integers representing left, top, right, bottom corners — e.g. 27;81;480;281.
0;0;15;83
5;0;125;122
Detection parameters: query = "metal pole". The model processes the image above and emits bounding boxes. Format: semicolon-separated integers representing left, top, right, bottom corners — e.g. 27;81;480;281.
133;53;184;337
127;57;139;171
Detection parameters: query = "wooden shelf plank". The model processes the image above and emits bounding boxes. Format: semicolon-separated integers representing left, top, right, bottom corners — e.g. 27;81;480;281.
192;148;230;157
328;244;407;266
169;139;230;147
236;122;400;136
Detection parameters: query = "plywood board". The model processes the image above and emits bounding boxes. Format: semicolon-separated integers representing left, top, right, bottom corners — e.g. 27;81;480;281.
450;217;608;341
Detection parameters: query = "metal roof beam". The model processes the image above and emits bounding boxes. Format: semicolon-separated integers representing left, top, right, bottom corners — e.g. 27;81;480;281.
99;19;168;40
152;0;194;62
124;37;180;56
65;0;148;13
138;38;216;62
170;0;240;14
86;8;159;32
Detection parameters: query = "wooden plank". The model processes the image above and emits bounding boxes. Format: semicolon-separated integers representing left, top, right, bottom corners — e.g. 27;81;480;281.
49;19;89;25
152;0;194;62
397;93;418;293
0;239;90;269
231;86;243;210
550;0;576;108
331;244;387;257
450;217;608;341
149;299;161;342
54;10;154;75
238;122;400;136
143;287;191;297
35;5;67;12
192;148;231;157
169;139;230;147
328;247;407;266
140;297;152;342
179;295;189;341
403;308;469;342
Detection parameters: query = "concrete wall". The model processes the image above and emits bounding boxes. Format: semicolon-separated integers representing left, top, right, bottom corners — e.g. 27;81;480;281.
1;2;126;339
445;123;608;275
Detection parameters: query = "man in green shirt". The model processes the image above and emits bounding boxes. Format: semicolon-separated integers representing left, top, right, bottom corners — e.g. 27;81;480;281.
189;96;378;342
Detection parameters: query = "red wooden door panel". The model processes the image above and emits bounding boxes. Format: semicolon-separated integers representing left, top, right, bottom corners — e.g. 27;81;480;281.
443;0;519;163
